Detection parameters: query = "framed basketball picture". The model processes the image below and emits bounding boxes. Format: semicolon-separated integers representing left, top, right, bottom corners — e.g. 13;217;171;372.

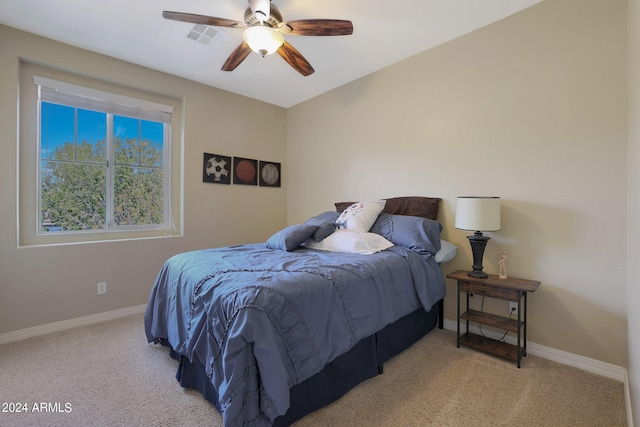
203;153;231;184
259;161;281;187
233;157;258;186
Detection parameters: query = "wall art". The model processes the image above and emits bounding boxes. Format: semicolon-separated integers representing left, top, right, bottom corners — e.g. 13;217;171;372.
259;161;281;187
233;157;258;186
203;153;231;184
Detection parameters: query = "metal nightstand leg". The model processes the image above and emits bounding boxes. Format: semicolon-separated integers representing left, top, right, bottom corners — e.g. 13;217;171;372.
456;283;460;348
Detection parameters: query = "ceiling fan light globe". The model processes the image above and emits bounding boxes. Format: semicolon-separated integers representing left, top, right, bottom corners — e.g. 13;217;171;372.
243;26;284;56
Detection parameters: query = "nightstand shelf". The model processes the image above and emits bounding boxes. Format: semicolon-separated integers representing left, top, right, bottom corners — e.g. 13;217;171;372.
460;309;519;332
458;332;520;361
447;270;541;368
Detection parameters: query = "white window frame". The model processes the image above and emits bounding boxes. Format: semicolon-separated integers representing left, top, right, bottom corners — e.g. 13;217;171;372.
32;75;176;240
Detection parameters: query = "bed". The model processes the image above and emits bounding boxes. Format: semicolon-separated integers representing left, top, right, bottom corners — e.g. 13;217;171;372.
144;197;451;427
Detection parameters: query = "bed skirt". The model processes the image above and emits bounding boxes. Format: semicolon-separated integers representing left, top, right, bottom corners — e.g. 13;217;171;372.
171;300;442;426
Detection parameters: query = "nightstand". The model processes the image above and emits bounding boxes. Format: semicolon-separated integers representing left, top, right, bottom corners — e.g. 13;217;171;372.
446;270;541;368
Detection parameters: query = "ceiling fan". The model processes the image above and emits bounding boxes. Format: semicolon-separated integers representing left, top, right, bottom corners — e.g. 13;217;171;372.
163;0;353;76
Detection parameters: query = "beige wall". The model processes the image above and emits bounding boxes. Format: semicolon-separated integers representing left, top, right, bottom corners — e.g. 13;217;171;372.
0;25;287;334
0;0;632;375
287;0;628;366
628;0;640;421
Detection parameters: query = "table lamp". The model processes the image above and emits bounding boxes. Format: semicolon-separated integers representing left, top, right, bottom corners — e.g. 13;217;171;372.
455;196;501;278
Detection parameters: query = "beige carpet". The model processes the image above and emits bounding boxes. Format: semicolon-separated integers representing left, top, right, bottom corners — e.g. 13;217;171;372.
0;314;627;426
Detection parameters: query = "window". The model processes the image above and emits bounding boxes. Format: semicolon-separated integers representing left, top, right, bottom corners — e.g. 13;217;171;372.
21;73;181;245
36;77;172;234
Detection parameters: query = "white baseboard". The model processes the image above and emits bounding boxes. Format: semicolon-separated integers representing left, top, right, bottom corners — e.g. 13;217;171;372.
441;318;626;381
442;318;634;427
0;308;626;381
0;304;147;345
0;307;633;427
623;370;635;427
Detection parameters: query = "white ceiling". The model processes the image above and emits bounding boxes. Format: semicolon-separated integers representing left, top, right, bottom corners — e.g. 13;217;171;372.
0;0;542;108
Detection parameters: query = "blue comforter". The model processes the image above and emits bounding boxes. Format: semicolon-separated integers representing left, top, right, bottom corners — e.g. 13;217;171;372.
144;244;445;426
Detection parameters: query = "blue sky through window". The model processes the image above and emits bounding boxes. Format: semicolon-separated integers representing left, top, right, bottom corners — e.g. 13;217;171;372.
41;102;164;161
41;103;74;159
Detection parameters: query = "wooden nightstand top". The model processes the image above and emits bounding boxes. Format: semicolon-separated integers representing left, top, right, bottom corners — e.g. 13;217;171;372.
446;270;541;293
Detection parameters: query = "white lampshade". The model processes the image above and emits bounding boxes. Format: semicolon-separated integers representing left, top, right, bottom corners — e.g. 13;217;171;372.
455;196;501;232
243;26;284;57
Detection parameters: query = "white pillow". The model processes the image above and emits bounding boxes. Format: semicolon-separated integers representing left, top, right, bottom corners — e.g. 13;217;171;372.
304;230;394;254
336;200;386;232
435;240;458;264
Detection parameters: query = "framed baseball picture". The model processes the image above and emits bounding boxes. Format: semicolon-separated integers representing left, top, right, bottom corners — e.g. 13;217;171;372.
259;161;281;187
233;157;258;186
203;153;231;184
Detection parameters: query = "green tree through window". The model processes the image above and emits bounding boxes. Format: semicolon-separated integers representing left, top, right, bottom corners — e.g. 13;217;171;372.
40;102;166;233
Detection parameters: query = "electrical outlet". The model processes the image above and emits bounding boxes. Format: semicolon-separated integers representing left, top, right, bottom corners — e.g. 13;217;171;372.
509;301;518;315
97;282;107;295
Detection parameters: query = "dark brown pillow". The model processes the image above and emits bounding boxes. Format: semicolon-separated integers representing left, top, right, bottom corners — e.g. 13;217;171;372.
335;196;441;220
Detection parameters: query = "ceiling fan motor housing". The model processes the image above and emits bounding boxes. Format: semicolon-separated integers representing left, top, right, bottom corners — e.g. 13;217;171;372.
244;4;282;27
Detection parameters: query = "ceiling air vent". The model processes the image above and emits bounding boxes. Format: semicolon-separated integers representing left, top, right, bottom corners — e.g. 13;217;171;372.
186;24;230;48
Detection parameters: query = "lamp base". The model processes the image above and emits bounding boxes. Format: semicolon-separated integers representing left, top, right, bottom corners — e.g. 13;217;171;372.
467;231;490;278
467;269;488;278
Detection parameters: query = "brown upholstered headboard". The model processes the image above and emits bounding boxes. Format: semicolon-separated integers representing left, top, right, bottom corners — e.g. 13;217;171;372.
335;196;441;221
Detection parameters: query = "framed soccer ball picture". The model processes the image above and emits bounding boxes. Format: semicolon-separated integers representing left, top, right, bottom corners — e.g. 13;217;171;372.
203;153;231;184
259;161;281;187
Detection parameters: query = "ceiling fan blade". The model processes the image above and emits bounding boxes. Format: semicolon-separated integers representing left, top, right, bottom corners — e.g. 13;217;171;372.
162;11;246;29
278;19;353;36
277;41;314;76
249;0;270;23
221;42;253;71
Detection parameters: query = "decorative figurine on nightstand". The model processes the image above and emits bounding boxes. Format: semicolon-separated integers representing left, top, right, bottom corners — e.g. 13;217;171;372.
497;251;508;279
